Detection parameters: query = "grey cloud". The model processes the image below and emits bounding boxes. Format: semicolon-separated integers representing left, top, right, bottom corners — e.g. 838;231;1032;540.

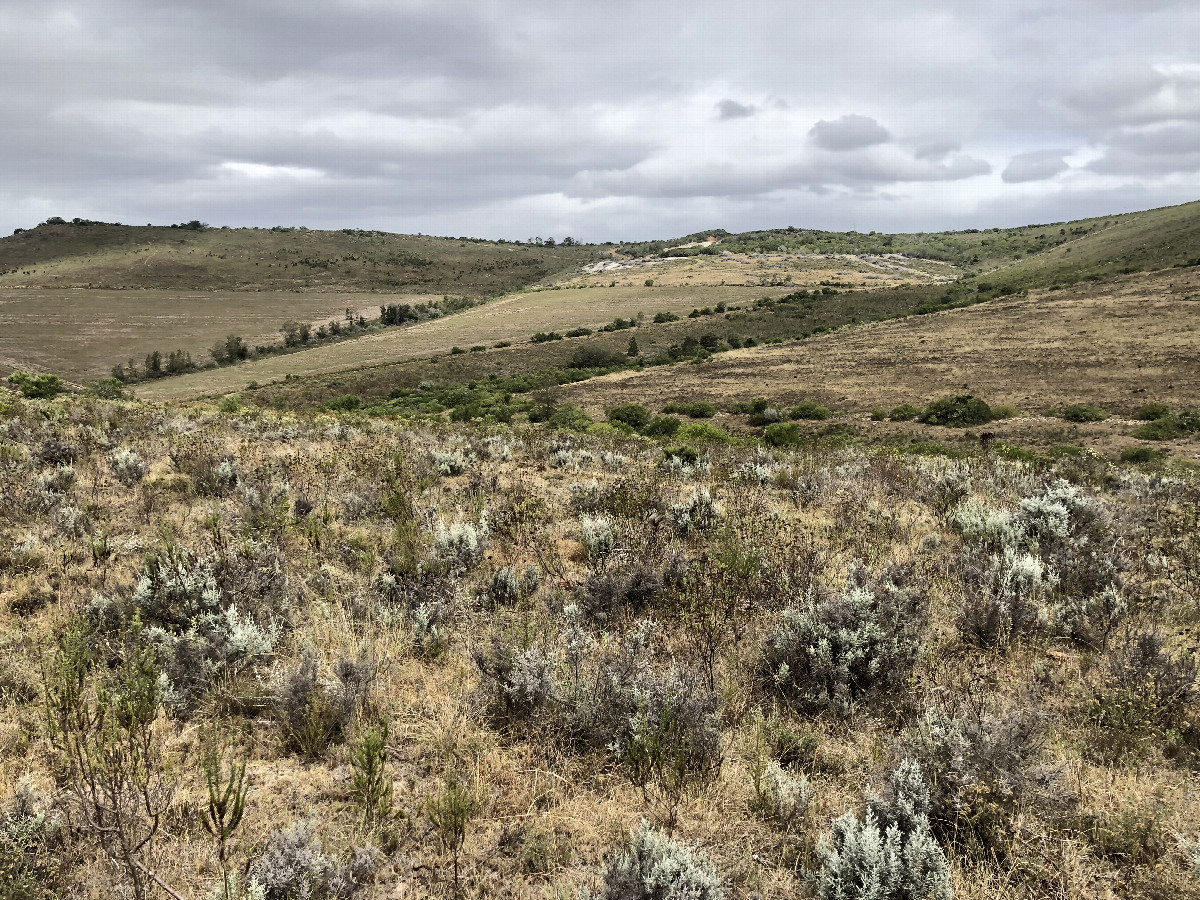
809;115;891;151
914;141;961;161
1089;122;1200;176
1;0;1199;240
1002;151;1071;184
716;99;755;120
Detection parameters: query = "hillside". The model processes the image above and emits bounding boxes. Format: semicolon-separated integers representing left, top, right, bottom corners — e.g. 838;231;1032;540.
0;221;601;294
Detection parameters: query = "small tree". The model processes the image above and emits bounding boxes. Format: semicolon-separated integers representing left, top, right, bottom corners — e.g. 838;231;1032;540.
44;620;177;900
350;722;393;827
627;337;640;357
7;371;64;399
426;774;479;895
198;726;249;900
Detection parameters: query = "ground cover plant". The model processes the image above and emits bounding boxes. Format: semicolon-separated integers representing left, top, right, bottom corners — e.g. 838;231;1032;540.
0;384;1198;900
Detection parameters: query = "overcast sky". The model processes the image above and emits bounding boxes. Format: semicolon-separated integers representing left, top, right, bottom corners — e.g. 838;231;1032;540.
3;0;1199;241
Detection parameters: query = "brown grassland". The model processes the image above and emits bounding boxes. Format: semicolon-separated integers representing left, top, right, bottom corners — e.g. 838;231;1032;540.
557;268;1200;462
0;389;1198;900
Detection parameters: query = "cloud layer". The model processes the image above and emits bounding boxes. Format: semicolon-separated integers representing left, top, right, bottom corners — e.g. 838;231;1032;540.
1;0;1199;240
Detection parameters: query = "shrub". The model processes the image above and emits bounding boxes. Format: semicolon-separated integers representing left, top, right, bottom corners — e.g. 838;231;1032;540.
761;564;925;715
919;395;993;427
571;345;625;368
790;401;832;420
0;781;60;899
473;636;554;720
594;822;725;900
888;403;922;422
907;704;1061;852
607;403;652;430
990;403;1019;419
663;401;716;419
1119;446;1164;464
1134;403;1171;421
812;761;952;900
247;821;377;900
278;650;373;757
643;416;681;437
433;515;489;568
531;332;563;343
548;403;594;431
566;327;593;337
676;422;733;444
763;422;801;447
1061;403;1108;423
7;371;63;399
108;447;149;487
1086;631;1197;757
616;666;723;817
326;394;361;412
580;515;617;561
668;486;722;535
958;548;1052;648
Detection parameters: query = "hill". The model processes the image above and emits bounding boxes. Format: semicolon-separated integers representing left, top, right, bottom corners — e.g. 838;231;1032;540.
0;221;601;293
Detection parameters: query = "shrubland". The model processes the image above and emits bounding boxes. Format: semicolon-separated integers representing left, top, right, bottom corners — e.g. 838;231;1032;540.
0;386;1198;900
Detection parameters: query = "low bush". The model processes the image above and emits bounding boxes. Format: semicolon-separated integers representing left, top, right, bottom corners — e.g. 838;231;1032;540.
662;401;715;419
889;403;922;422
1061;403;1108;423
812;761;952;900
919;395;993;427
761;563;926;715
643;416;681;437
1134;402;1171;421
790;401;832;420
762;422;801;447
594;822;725;900
1118;446;1164;464
607;403;652;430
247;820;377;899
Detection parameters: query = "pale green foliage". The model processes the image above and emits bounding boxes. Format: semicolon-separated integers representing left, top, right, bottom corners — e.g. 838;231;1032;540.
595;821;725;900
812;762;952;900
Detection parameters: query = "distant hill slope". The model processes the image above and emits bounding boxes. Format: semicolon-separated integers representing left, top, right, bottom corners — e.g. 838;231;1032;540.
0;222;602;295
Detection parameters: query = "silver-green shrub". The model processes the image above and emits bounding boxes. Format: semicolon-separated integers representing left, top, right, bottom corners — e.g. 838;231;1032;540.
594;821;725;900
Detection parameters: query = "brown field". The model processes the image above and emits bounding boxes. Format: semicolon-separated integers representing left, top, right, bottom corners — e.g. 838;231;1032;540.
557;268;1200;459
134;284;798;401
0;289;410;383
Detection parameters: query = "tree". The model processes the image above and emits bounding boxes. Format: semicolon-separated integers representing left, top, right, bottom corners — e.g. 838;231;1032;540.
7;371;64;399
627;337;640;357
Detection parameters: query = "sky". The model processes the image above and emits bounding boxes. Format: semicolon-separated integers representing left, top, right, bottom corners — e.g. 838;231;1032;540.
2;0;1199;242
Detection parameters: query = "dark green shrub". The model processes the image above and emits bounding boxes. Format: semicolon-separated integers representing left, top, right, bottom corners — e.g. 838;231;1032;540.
919;395;993;427
565;327;593;337
1062;403;1108;423
7;371;63;399
450;346;466;355
530;332;563;343
790;401;832;420
763;423;801;447
87;378;127;400
1119;446;1164;464
326;394;361;412
548;403;593;431
652;311;679;323
1134;403;1171;421
570;345;625;368
643;416;681;437
662;401;715;419
1134;418;1181;441
889;403;922;422
664;445;700;465
607;403;652;430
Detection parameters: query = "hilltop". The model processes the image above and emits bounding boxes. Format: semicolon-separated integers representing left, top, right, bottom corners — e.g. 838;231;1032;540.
0;220;601;294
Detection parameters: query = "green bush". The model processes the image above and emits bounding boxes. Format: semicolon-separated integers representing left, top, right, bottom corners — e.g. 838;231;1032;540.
664;445;700;465
548;403;593;431
889;403;922;422
789;401;832;420
1134;403;1171;421
763;423;801;447
1062;403;1109;423
7;371;64;399
919;395;993;427
677;422;733;444
990;404;1019;419
565;327;593;338
1119;446;1164;464
87;378;127;400
663;401;716;419
870;409;887;421
530;332;563;343
326;394;362;412
643;416;681;438
570;345;625;369
607;403;652;430
1134;410;1200;441
450;346;466;355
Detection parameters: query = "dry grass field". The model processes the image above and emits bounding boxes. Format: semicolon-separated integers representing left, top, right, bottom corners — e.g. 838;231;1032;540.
557;268;1200;460
0;289;413;383
0;392;1197;900
134;284;799;401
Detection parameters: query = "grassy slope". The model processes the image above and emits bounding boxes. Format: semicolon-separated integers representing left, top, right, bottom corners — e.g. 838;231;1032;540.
0;223;602;294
